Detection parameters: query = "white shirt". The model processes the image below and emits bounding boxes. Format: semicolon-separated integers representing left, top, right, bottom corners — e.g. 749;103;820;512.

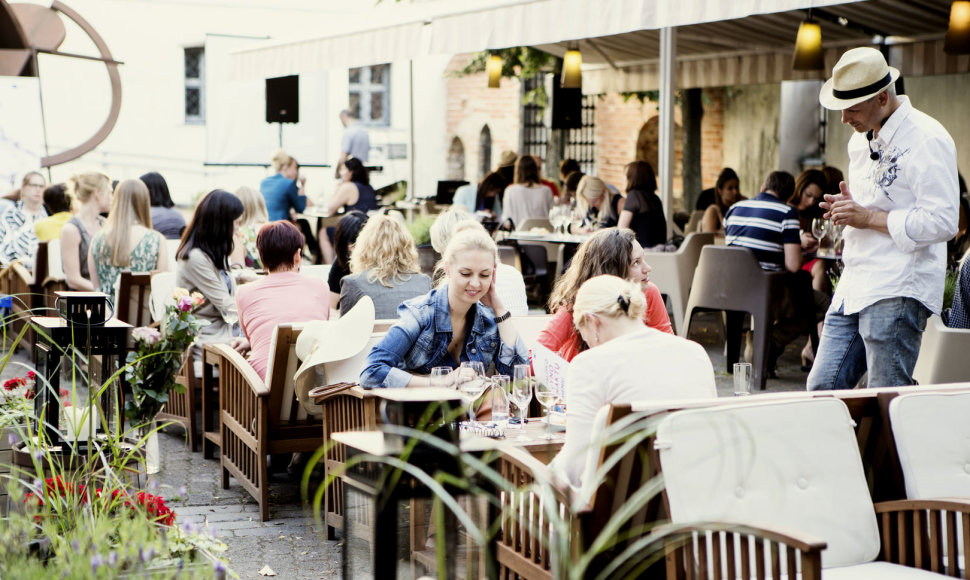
835;96;959;315
501;183;553;229
550;327;716;491
495;263;529;317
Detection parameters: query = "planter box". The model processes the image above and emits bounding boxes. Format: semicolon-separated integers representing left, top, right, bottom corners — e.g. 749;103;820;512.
1;425;25;516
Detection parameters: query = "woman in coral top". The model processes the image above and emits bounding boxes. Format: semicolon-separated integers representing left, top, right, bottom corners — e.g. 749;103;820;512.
537;227;672;361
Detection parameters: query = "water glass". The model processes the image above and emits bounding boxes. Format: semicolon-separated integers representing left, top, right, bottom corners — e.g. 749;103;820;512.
733;362;753;396
489;375;511;427
430;366;453;389
458;362;488;422
534;380;559;440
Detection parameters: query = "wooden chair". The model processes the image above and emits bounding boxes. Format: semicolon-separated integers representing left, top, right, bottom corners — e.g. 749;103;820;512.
643;232;714;334
115;271;154;327
656;397;970;579
206;323;322;521
913;315;970;385
40;239;68;313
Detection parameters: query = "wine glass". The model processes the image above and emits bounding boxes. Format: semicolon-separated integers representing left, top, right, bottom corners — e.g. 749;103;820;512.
223;306;240;336
457;361;488;423
534;379;559;441
430;366;454;389
510;365;533;441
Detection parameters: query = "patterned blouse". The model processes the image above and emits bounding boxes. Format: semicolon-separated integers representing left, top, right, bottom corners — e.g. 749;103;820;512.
90;229;162;297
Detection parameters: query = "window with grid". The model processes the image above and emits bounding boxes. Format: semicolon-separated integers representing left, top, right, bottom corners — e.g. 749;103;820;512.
184;47;204;124
564;95;596;175
349;64;390;127
521;76;596;175
520;74;548;161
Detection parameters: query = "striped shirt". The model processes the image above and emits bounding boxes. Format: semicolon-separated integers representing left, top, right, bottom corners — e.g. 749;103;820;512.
0;202;47;267
723;192;800;272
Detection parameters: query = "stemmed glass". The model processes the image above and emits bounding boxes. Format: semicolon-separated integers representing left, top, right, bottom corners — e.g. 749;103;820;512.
533;379;559;441
457;361;488;424
548;206;567;235
811;217;831;258
430;366;454;389
223;306;240;336
509;364;533;441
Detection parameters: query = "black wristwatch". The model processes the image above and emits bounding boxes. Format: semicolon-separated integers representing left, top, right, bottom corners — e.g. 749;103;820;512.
495;310;511;324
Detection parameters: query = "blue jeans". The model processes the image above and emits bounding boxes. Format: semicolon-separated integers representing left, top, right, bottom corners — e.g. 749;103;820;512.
807;297;929;390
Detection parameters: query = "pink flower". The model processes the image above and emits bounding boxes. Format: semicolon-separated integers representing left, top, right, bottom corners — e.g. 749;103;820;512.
176;296;194;312
190;292;205;307
132;327;161;345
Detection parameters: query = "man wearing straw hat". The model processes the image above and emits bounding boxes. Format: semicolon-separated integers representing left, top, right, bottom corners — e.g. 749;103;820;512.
808;47;959;390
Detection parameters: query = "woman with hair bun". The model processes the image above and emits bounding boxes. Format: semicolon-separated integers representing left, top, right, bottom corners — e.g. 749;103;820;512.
260;149;321;263
550;274;716;489
326;157;378;216
61;172;112;290
141;171;185;240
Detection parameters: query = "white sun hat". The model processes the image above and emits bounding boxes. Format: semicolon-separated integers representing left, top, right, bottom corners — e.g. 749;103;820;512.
819;47;900;111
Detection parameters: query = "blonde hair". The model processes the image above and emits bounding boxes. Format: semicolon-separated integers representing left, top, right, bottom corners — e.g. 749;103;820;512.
349;214;421;286
99;178;152;267
440;227;497;284
572;275;646;328
235;186;269;227
575;175;613;223
67;171;110;204
270;149;295;173
429;206;476;253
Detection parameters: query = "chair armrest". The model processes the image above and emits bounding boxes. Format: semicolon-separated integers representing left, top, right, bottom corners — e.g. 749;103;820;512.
203;342;268;397
874;498;970;572
657;521;826;580
497;445;574;506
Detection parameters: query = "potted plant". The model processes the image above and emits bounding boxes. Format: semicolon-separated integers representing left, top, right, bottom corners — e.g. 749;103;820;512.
124;289;206;473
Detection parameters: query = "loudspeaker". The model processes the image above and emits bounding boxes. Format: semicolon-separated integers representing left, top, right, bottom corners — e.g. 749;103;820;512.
265;75;299;124
551;85;582;129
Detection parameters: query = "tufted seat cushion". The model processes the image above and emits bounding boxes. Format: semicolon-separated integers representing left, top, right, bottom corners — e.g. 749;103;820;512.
657;398;879;569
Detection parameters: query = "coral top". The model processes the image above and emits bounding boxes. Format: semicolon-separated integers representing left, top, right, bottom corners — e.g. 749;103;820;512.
537;282;673;362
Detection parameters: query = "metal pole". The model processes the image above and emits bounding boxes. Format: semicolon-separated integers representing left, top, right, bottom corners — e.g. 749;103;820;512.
408;60;416;200
658;27;677;231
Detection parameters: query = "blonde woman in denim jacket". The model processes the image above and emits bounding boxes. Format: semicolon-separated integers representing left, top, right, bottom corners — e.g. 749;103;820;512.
361;226;528;388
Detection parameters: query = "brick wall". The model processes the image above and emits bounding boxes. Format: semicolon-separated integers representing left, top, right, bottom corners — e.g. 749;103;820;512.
445;55;522;184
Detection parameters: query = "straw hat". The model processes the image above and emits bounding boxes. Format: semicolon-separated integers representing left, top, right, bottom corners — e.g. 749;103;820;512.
497;150;517;167
819;47;899;111
293;296;375;407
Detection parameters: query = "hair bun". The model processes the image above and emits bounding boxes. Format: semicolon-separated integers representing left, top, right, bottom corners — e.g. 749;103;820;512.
617;293;631;313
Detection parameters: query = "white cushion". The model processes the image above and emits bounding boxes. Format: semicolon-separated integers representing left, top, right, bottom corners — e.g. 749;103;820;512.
890;391;970;499
657;398;879;569
825;561;949;579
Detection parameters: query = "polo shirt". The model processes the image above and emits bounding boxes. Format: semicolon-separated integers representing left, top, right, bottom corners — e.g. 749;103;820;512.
723;192;800;272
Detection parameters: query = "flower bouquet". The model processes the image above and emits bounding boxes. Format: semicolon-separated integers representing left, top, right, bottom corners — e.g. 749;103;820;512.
124;289;206;426
1;371;35;430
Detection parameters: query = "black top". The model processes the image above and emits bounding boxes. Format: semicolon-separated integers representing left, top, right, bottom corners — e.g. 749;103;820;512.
328;260;350;295
624;188;667;247
695;188;715;211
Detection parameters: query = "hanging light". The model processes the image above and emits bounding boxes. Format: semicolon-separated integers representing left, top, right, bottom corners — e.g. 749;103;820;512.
945;1;970;54
486;54;502;88
792;15;824;70
561;46;582;89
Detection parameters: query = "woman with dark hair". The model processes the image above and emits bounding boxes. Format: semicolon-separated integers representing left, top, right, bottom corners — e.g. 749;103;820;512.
141;171;185;240
326;157;378;216
34;184;73;242
700;168;741;233
558;158;581;187
538;227;673;362
501;155;553;229
328;210;369;310
618;161;666;248
235;221;330;380
176;189;245;349
453;171;506;218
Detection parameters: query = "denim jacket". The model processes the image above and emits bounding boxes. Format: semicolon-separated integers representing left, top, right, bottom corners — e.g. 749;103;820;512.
360;286;529;388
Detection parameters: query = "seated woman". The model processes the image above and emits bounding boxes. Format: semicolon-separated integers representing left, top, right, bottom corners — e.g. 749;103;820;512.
142;171;185;240
430;206;529;317
452;171;506;220
360;227;529;388
538;228;673;362
89;179;167;298
230;186;269;271
618;161;666;248
235;221;331;380
34;184;73;242
573;175;619;232
550;275;716;489
260;149;322;263
176;189;244;351
339;214;431;318
501;155;553;230
326;157;378;216
328;210;369;311
63;172;111;291
700;168;741;234
0;171;48;266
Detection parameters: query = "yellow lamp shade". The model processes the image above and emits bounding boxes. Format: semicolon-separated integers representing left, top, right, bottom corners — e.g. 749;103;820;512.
792;20;824;70
486;54;502;88
561;48;582;89
945;1;970;54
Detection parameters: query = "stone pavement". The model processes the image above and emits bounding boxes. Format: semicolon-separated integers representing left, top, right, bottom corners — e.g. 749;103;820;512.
1;310;814;579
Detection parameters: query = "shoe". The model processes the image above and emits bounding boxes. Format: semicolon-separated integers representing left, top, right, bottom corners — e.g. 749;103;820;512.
800;343;815;372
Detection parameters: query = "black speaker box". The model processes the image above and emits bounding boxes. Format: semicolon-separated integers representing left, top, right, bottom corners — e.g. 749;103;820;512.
552;85;582;129
266;75;299;124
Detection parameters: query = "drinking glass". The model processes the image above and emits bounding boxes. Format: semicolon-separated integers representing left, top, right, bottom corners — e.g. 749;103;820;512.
457;362;489;423
510;365;533;441
430;366;454;389
223;306;240;336
534;380;559;440
733;362;753;396
489;375;511;428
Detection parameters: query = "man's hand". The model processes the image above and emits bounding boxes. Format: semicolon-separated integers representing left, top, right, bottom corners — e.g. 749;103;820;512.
801;231;819;253
823;181;889;234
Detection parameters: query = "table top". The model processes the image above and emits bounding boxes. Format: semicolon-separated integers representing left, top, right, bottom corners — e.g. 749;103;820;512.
507;232;589;244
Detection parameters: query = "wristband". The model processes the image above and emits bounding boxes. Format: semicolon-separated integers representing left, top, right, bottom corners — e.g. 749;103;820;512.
495;310;511;324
